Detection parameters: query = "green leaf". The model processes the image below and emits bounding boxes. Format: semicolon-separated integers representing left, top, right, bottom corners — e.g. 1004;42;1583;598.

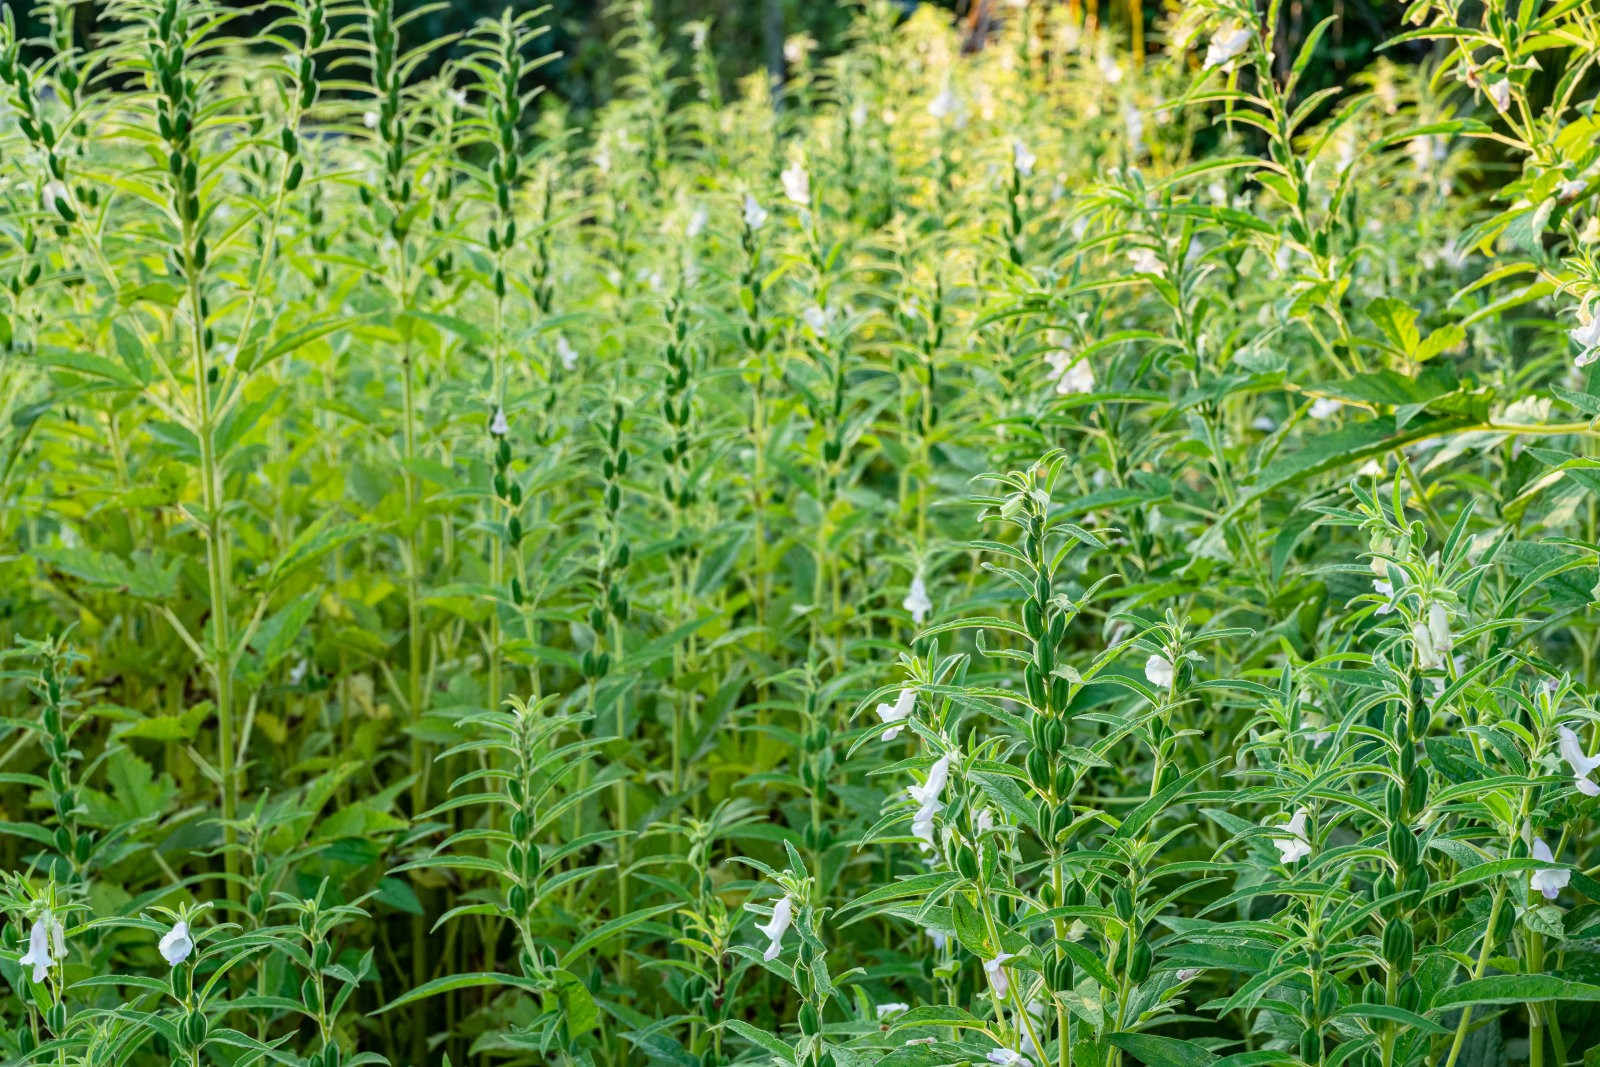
1108;1033;1219;1066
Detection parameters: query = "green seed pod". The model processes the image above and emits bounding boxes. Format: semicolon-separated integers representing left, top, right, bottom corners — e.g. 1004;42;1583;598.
1387;823;1418;872
1113;886;1134;922
1129;940;1151;982
1382;920;1413;972
955;845;979;881
1318;981;1338;1018
184;1010;208;1046
1397;974;1420;1011
1363;979;1384;1004
798;1002;820;1036
1052;954;1075;989
1026;748;1050;790
1299;1028;1319;1063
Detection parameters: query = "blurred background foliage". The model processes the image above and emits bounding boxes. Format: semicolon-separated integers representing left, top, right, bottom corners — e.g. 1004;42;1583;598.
12;0;1422;114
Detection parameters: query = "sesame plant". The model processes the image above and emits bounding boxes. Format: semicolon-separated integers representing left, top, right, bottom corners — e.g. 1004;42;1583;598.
3;0;1600;1064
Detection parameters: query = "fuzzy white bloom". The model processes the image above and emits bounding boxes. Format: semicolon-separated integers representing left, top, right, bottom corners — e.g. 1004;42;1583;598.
1012;140;1036;177
803;305;829;333
757;895;794;961
489;408;509;437
1270;807;1312;864
987;1050;1031;1067
18;913;66;983
875;687;916;741
687;206;708;239
984;951;1017;999
448;88;468;109
1486;79;1511;112
1373;579;1395;615
1204;26;1253;70
1571;305;1600;366
928;927;948;950
903;573;932;624
1558;726;1600;797
908;753;952;851
556;335;578;371
781;160;810;207
1530;838;1569;901
1129;247;1162;275
928;87;959;120
1308;397;1342;420
1045;349;1093;395
159;920;194;967
1413;601;1453;671
876;1001;909;1018
362;110;379;130
743;193;768;230
1097;52;1123;84
1144;654;1174;689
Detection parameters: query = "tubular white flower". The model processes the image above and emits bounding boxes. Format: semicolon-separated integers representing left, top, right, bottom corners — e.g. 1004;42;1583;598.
489;408;509;437
756;895;794;961
875;687;915;741
1309;397;1342;420
908;753;952;851
1572;306;1600;366
987;1050;1031;1067
1144;654;1174;689
781;160;810;207
1012;140;1036;177
1531;838;1569;900
1486;79;1511;112
18;917;56;983
1558;726;1600;796
1270;807;1311;864
43;179;70;213
159;920;194;967
903;573;932;624
875;1001;909;1018
928;87;958;120
743;193;768;231
1203;26;1253;70
1046;349;1093;395
556;334;578;371
984;951;1017;999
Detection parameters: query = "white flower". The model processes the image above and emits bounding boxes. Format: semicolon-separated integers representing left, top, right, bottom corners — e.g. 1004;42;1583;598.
556;335;578;371
928;87;959;120
876;1001;909;1018
1144;654;1174;689
1270;807;1312;864
781;160;810;206
743;193;768;230
984;951;1017;999
1556;178;1586;200
362;110;379;130
1413;601;1453;671
1373;579;1395;615
876;688;916;741
1558;726;1600;797
757;895;794;961
987;1051;1031;1067
1309;397;1342;420
687;206;708;238
1097;52;1123;84
803;305;829;333
1012;140;1036;177
18;914;64;983
1486;79;1511;112
489;407;509;437
1531;838;1569;900
908;753;952;851
903;573;932;624
1571;306;1600;366
159;920;194;967
1129;247;1162;275
1045;349;1093;395
928;927;949;950
1204;26;1253;70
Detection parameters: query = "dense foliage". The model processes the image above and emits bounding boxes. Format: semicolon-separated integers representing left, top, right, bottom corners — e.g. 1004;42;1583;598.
3;0;1600;1065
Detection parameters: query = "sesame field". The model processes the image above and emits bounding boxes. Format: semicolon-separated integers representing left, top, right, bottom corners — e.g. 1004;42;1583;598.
4;0;1600;1065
